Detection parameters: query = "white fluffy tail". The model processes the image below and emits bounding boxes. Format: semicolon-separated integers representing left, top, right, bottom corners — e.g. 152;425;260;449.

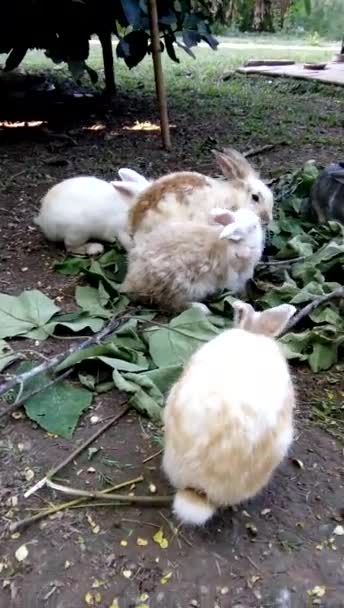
173;489;216;526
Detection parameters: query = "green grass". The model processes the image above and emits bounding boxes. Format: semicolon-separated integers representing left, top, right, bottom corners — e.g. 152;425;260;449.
3;35;343;157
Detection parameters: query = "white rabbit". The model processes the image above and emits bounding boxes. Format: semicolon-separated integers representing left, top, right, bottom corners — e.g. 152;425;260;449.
128;148;274;238
121;207;264;313
162;300;297;525
34;174;149;255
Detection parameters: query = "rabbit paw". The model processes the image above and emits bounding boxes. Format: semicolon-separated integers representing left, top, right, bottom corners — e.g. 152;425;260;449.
86;242;104;256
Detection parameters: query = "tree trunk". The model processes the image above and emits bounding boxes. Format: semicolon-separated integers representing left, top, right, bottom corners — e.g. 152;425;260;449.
98;31;115;95
253;0;274;32
341;38;344;54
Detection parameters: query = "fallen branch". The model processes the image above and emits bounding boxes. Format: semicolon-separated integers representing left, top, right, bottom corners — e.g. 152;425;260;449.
0;369;73;419
243;142;288;158
257;255;307;268
24;404;130;498
0;312;130;399
46;479;172;505
280;287;344;336
8;476;144;534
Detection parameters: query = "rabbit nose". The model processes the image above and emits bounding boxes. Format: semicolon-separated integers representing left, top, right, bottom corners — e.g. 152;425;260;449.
260;210;271;225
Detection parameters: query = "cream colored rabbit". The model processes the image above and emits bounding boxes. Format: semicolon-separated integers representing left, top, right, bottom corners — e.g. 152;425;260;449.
128;148;274;239
121;207;264;313
34;171;149;255
162;300;296;525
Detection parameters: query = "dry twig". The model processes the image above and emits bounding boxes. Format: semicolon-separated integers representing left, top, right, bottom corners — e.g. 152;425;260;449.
24;404;130;498
280;287;344;336
0;313;130;399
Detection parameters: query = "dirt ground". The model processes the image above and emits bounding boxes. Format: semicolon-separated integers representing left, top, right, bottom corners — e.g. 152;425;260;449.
0;73;343;608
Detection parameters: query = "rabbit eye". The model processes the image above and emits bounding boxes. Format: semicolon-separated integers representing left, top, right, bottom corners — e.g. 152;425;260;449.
252;193;259;203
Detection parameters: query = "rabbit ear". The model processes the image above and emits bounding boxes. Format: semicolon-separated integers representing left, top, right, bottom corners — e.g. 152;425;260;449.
213;147;257;180
209;207;236;226
222;148;258;179
232;300;255;328
111;181;142;200
219;224;244;241
118;168;148;185
251;304;297;337
212;150;243;181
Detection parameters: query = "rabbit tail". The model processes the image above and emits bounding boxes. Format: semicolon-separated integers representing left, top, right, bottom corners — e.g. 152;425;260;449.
173;489;216;525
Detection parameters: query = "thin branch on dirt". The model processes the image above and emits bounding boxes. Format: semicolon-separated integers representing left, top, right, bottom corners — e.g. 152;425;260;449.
0;312;130;399
130;316;209;342
0;369;73;419
142;448;163;464
159;510;182;549
1;169;27;191
24;404;130;498
257;255;307;268
243;142;288;158
281;287;344;336
46;479;173;505
8;476;144;534
246;555;263;573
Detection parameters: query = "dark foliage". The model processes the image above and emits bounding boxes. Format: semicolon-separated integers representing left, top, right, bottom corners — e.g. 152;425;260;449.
0;0;218;82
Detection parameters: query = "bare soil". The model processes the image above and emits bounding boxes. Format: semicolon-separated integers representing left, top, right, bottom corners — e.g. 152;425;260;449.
0;75;343;608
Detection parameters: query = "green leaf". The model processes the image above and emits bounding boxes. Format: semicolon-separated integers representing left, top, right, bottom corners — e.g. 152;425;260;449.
0;290;60;339
15;363;93;438
309;342;337;372
144;365;182;394
75;285;111;319
117;31;149;69
0;340;21;372
148;308;220;368
54;256;90;276
112;369;162;420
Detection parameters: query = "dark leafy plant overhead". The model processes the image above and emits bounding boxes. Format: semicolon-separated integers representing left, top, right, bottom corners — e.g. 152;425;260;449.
0;0;219;79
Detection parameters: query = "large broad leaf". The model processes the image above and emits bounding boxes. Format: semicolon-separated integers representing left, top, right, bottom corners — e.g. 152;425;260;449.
14;363;93;439
309;342;338;373
75;285;111;319
148;308;220;368
120;0;142;27
0;290;60;339
117;31;149;69
0;340;21;372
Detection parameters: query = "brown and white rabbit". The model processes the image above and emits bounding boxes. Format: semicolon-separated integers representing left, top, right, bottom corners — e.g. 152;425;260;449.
34;169;149;255
162;300;297;525
127;148;274;239
121;207;264;314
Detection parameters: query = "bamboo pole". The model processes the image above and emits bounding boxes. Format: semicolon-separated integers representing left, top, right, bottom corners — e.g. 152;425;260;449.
148;0;171;150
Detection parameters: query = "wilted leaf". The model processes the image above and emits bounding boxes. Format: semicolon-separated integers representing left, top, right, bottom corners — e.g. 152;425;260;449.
0;290;60;339
148;308;219;368
75;285;111;319
0;340;21;372
16;362;93;438
309;341;338;372
112;370;162;420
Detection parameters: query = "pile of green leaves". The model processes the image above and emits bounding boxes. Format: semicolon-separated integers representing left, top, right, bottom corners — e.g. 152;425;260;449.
0;160;343;438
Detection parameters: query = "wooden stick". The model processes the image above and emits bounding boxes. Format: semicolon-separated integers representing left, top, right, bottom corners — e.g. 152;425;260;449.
244;142;287;158
280;287;344;336
0;313;129;399
46;479;172;505
24;404;130;498
8;476;144;534
148;0;171;150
